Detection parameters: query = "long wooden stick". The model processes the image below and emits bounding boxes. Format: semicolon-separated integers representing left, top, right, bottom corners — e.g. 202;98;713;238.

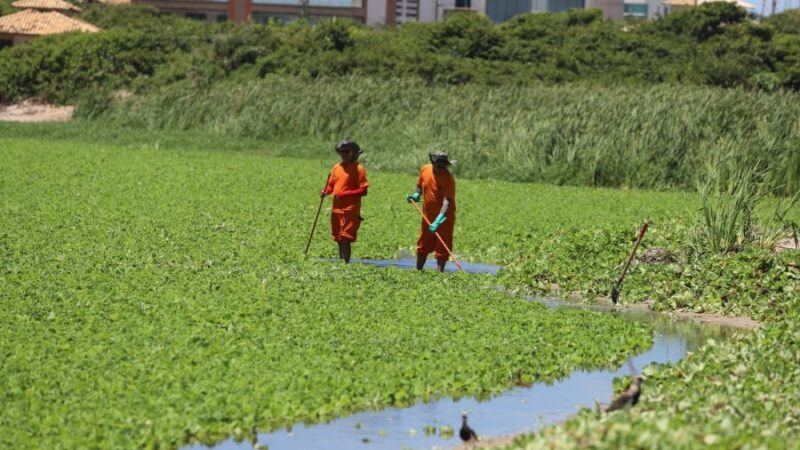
304;174;330;255
409;199;465;273
611;221;649;304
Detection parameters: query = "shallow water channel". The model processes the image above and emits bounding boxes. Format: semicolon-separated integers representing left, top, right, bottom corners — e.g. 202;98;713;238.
186;259;744;450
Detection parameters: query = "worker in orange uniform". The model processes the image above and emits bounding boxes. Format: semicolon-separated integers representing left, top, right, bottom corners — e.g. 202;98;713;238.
320;139;369;263
406;151;456;272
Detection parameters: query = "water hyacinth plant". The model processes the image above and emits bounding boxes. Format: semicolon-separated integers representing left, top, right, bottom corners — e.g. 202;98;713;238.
1;102;798;449
0;137;656;449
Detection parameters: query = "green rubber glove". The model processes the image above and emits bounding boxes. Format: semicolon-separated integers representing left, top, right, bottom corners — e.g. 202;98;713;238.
429;213;446;233
406;192;421;203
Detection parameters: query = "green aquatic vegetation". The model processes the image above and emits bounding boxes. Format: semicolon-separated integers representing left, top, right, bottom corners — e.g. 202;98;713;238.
648;249;800;321
439;425;455;438
0;138;651;449
2;134;798;449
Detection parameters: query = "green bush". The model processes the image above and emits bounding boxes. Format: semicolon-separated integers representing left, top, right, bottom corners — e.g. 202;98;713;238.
763;8;800;34
428;12;504;59
0;30;188;102
79;4;166;29
7;5;800;101
650;2;747;41
212;24;277;73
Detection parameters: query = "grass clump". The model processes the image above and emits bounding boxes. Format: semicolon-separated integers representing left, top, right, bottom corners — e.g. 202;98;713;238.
689;150;799;255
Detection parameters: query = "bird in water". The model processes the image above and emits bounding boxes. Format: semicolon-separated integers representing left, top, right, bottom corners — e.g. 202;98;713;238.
603;375;643;413
459;411;479;444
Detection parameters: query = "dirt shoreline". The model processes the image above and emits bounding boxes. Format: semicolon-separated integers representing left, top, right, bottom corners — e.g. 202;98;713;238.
622;301;760;329
0;102;74;122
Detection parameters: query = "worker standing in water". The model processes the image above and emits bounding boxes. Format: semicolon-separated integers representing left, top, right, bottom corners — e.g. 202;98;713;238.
320;139;369;263
406;151;456;272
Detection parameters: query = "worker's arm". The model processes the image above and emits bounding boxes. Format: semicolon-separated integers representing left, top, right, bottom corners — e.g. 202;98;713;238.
429;198;451;233
320;176;335;197
438;198;451;217
336;187;368;199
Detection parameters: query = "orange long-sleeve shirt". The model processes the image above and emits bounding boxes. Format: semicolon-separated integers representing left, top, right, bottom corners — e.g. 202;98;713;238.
417;163;456;220
326;161;369;214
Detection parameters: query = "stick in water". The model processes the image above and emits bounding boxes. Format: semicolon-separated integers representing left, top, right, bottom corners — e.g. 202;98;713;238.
611;221;650;304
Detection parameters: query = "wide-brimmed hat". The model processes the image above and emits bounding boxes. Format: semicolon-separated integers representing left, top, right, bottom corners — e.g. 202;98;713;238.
429;150;456;166
335;139;362;155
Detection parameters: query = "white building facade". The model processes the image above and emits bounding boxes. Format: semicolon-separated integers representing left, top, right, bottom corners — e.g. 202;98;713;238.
369;0;628;25
141;0;736;25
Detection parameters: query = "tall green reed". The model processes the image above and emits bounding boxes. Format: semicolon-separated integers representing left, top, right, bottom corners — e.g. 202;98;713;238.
75;76;800;192
690;147;800;255
691;154;763;254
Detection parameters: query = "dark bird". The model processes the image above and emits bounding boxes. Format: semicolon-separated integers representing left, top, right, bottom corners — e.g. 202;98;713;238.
459;412;479;443
603;375;643;413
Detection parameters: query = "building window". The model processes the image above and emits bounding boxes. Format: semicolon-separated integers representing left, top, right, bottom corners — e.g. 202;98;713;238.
216;14;228;22
455;0;471;7
0;39;12;49
395;0;419;23
546;0;585;13
253;13;298;24
486;0;531;22
253;0;363;6
185;12;208;20
623;3;648;17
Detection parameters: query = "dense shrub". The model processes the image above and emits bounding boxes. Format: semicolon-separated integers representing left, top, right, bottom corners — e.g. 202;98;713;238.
763;8;800;34
3;3;800;102
649;2;747;41
0;29;190;102
212;24;277;73
428;12;504;59
79;3;166;29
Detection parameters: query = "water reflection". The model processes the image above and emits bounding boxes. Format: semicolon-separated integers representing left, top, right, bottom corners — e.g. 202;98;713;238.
347;258;501;275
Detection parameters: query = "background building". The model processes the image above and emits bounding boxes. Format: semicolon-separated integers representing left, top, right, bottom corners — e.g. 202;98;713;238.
131;0;754;25
132;0;366;24
384;0;625;23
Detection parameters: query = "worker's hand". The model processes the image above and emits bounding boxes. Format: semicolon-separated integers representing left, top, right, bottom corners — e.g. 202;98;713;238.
320;185;333;197
429;213;446;233
406;192;421;203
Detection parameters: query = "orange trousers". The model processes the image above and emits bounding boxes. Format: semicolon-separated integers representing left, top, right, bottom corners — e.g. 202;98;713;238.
331;212;361;242
416;217;454;261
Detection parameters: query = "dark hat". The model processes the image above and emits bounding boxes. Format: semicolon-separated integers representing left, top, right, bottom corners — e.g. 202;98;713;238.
429;150;455;166
335;139;361;155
